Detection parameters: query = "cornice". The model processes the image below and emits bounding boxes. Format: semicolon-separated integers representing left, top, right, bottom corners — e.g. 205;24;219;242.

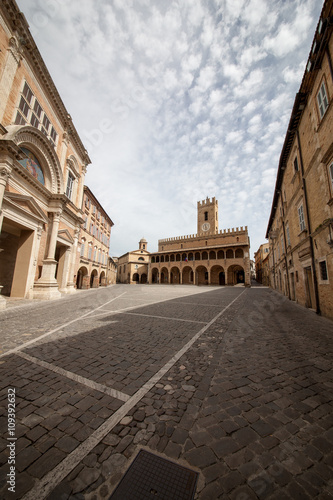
0;0;91;165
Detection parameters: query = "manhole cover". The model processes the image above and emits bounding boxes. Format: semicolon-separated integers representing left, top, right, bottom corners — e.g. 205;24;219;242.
109;449;198;500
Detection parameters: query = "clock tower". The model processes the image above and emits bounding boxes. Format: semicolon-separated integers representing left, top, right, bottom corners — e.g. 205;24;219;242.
197;197;219;235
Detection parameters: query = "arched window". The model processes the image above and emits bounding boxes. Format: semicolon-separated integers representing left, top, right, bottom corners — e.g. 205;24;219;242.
65;157;80;202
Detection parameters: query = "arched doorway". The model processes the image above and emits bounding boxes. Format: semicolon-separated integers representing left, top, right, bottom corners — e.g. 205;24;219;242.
76;266;89;289
210;265;224;286
151;268;159;283
219;272;226;286
196;265;208;285
90;269;98;288
140;273;147;284
99;271;106;286
227;265;245;285
160;267;169;284
236;269;245;283
182;266;193;284
133;273;139;283
170;267;180;284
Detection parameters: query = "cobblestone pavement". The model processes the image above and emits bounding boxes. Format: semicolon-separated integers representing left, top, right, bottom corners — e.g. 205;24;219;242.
0;284;332;499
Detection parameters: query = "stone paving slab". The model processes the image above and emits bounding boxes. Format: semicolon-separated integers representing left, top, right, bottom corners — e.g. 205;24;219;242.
0;285;332;499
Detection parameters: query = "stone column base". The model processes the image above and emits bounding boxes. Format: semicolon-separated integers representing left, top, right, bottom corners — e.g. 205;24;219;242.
61;282;77;294
33;281;62;300
33;258;62;300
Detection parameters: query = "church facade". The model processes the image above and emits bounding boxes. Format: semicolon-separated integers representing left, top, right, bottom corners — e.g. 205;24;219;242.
149;197;251;286
117;238;149;284
0;1;91;305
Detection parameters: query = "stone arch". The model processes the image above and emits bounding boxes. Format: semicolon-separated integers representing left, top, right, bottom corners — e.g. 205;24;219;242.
99;270;106;286
235;248;244;258
156;256;160;263
182;253;187;261
196;265;208;285
202;251;208;260
226;249;234;259
217;250;224;259
76;266;88;289
133;272;139;283
165;255;170;262
170;254;175;262
170;266;180;284
151;267;159;283
176;254;181;262
188;252;194;261
140;273;147;284
209;251;216;260
6;125;64;193
195;252;201;261
228;265;245;285
151;256;156;263
160;267;169;284
182;266;193;285
211;265;225;286
90;269;99;288
160;255;165;263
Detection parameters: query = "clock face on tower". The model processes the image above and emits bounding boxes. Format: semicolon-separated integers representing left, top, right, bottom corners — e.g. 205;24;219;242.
202;222;210;231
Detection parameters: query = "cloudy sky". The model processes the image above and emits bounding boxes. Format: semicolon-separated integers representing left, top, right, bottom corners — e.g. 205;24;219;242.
17;0;323;258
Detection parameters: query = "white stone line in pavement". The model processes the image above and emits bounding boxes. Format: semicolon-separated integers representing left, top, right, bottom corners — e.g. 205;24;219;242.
22;288;246;500
16;351;130;402
121;311;207;324
1;287;224;357
174;301;223;307
79;292;221;322
0;292;127;359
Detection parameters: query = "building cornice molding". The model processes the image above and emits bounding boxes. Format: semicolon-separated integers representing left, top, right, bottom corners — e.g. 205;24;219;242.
0;0;91;165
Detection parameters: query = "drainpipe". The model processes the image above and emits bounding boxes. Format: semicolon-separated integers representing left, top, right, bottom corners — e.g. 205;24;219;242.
279;191;291;299
269;231;277;290
296;130;320;314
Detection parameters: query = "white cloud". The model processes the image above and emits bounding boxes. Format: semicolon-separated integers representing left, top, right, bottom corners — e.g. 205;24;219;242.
16;0;323;259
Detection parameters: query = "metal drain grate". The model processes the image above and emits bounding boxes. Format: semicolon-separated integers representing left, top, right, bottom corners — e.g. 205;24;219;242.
109;449;199;500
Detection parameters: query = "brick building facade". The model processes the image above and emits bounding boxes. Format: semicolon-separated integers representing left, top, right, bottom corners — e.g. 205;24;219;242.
0;1;92;307
149;197;251;286
266;0;333;320
76;186;113;289
255;243;270;286
117;238;149;284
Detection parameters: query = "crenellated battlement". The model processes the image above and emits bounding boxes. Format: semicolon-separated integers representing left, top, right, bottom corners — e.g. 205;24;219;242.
197;196;218;207
158;226;248;244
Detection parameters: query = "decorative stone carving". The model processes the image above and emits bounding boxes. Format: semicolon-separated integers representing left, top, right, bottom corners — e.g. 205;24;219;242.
8;36;23;64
